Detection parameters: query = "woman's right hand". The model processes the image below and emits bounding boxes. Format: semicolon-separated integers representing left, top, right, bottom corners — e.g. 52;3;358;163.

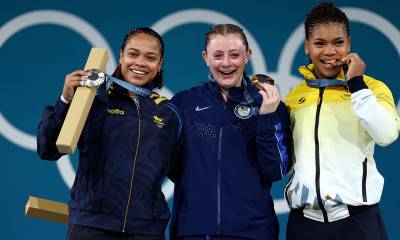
61;70;91;102
257;82;281;115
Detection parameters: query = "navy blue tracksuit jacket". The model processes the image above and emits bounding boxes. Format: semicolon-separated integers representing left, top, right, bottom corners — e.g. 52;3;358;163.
169;78;291;240
37;84;181;235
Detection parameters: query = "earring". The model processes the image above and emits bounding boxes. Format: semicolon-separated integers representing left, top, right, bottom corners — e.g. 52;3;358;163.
245;59;248;64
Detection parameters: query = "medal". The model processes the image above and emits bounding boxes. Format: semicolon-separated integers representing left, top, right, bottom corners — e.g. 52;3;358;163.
80;69;105;87
251;74;274;89
81;69;153;97
234;104;252;119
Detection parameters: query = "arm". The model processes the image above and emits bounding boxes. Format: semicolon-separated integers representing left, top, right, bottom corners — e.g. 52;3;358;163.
256;83;291;182
37;70;91;159
348;76;399;146
167;134;183;183
343;53;399;146
164;96;184;182
256;101;291;182
37;98;70;160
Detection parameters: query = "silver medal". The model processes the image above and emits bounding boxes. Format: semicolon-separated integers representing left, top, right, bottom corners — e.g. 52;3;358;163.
80;69;105;87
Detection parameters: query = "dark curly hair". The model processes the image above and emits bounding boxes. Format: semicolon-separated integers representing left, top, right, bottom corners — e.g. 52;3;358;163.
305;2;349;40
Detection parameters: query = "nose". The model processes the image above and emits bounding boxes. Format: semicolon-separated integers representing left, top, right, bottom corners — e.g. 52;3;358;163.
324;44;336;55
134;55;146;66
221;56;231;67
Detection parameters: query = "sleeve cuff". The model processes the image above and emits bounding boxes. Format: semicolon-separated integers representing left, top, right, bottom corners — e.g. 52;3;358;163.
60;95;71;104
347;76;368;93
55;96;70;116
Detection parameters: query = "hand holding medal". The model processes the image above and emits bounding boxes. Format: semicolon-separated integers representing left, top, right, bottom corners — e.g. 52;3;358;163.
340;53;365;80
251;74;281;115
62;69;92;102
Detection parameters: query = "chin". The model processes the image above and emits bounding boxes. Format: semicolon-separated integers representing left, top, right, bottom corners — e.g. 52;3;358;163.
316;69;339;79
217;80;234;88
126;79;144;86
220;77;241;87
325;72;340;79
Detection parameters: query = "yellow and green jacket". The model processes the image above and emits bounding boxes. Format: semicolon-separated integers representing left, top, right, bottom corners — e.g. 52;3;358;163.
284;64;399;222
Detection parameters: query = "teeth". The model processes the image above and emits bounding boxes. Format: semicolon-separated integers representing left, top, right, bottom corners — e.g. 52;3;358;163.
132;69;146;75
321;60;343;66
219;69;234;74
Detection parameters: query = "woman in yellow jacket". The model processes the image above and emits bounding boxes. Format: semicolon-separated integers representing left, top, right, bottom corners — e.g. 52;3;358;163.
285;2;399;240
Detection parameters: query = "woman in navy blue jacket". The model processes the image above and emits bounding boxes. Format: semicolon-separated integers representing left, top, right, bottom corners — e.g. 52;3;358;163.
169;24;291;240
37;27;181;239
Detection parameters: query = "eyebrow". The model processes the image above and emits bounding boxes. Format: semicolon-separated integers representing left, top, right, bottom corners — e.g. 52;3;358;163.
228;48;241;52
212;49;241;53
314;36;345;41
126;48;159;55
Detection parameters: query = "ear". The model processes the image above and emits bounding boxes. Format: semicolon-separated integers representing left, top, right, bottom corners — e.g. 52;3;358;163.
119;49;123;64
245;49;252;63
304;40;309;55
202;51;209;66
158;57;164;71
347;36;351;53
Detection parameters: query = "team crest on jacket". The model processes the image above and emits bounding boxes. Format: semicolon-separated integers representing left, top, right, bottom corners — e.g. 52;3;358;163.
153;115;165;128
341;93;351;100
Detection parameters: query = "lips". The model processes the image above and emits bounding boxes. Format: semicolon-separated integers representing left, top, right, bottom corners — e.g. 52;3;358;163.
218;68;236;78
130;68;148;78
320;59;341;67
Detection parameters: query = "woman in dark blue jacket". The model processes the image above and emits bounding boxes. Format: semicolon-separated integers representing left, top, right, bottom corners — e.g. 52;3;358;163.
169;24;290;240
37;27;181;239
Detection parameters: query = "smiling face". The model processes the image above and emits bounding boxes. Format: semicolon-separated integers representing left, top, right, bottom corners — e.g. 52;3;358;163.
305;22;350;79
119;33;163;86
203;33;251;89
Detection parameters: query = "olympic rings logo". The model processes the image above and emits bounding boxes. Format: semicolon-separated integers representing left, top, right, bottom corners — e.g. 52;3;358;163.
1;8;399;215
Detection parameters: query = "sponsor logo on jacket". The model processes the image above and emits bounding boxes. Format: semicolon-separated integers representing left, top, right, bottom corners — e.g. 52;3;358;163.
107;108;125;115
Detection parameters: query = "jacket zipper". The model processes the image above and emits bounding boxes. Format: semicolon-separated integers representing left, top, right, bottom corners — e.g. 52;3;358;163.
314;88;328;222
122;97;141;232
284;172;295;207
216;102;227;235
217;127;223;234
362;158;368;202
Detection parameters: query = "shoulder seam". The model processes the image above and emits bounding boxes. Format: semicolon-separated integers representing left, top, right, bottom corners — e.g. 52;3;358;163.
161;101;182;138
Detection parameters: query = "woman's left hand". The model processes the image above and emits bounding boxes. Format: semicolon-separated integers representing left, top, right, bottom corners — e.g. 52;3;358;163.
341;53;366;80
258;82;281;115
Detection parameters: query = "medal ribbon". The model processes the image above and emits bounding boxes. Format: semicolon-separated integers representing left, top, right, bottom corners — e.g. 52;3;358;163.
105;75;152;97
208;73;260;118
305;79;347;88
305;63;349;88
